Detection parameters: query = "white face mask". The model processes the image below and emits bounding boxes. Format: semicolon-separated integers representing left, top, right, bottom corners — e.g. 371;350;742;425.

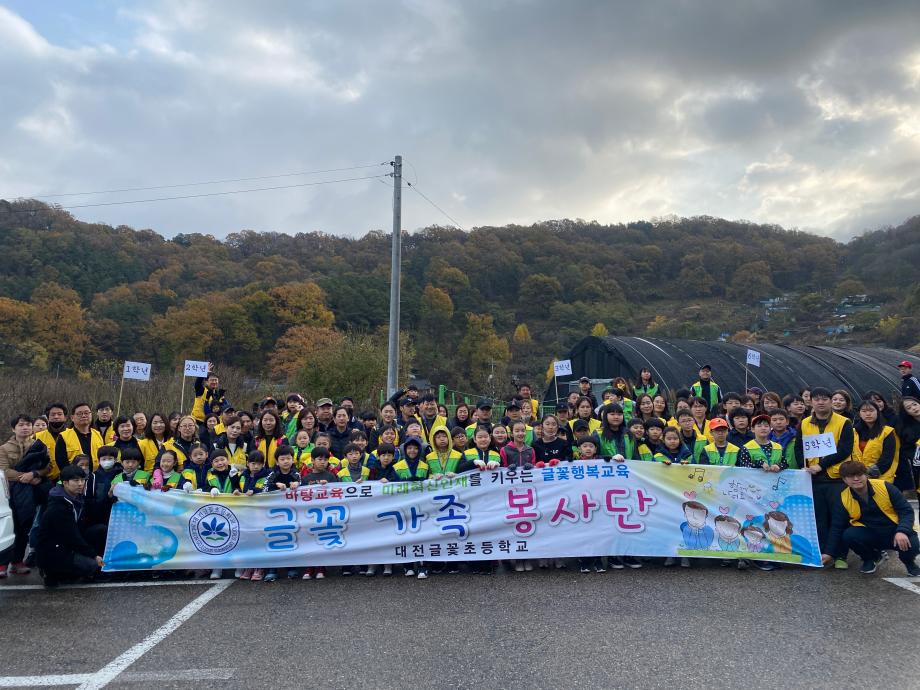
100;459;116;471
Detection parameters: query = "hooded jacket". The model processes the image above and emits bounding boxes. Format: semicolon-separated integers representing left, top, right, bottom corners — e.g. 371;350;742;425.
394;437;429;480
36;485;95;571
425;425;466;475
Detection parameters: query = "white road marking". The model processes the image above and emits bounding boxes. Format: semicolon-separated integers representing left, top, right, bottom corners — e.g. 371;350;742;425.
0;579;230;591
76;580;233;690
0;668;236;687
883;577;920;595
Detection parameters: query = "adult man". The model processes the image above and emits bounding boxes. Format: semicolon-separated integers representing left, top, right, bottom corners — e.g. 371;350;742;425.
34;402;68;482
465;400;494;438
191;367;230;423
823;460;920;576
54;403;104;472
417;394;446;445
690;364;722;412
795;387;854;567
898;361;920;400
35;465;104;587
577;377;598;409
92;401;114;442
315;398;335;432
517;383;540;420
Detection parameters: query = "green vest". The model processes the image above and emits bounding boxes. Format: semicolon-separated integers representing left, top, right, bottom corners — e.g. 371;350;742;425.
337;464;371;482
690;380;721;409
635;383;659;398
702;442;739;466
743;440;782;467
206;470;236;493
112;469;151;487
426;450;463;475
394;458;429;480
598;432;634;459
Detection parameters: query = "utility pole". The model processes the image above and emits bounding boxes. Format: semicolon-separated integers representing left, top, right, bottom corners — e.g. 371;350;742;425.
386;155;402;398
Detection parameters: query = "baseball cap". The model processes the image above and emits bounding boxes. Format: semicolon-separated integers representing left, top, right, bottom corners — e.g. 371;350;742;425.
899;360;913;369
316;397;334;407
700;364;712;371
505;400;521;411
578;376;590;383
709;418;729;431
476;399;493;410
751;414;771;426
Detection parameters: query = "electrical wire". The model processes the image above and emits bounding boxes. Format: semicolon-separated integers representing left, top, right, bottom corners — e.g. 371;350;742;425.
405;180;465;231
1;173;392;213
19;162;390;199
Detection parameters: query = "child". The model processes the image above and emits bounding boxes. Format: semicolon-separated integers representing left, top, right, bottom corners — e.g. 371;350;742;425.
204;449;238;580
501;421;537;572
337;443;371;482
463;427;501;471
393;437;430;578
371;444;400;483
450;426;468;453
151;450;182;491
313;433;341;468
237;451;270;581
109;448;151;496
490;424;509;451
87;447;120;527
627;418;651;460
180;441;212;492
262;446;301;582
699;418;740;466
739;414;787;472
426;426;465;480
349;429;378;470
643;418;665;456
654;427;694;465
292;429;315;471
576;436;600;462
300;449;338;581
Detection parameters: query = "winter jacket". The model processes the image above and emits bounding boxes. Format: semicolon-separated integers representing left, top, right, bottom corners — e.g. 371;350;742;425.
36;485;96;572
500;443;536;470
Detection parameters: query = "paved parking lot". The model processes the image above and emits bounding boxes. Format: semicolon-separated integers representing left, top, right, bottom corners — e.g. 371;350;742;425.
2;555;919;690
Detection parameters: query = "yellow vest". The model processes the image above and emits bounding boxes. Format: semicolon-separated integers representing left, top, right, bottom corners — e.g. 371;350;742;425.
799;413;850;479
138;438;163;473
852;426;899;483
34;429;61;481
256;437;282;468
58;427;104;470
840;479;898;526
569;418;601;434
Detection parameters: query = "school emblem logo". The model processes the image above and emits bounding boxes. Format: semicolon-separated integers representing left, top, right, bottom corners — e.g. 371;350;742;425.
189;504;240;555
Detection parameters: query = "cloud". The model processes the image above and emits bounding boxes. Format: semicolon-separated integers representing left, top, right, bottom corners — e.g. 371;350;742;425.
0;0;919;240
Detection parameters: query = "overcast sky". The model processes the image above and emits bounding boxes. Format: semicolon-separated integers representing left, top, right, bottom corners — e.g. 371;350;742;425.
2;1;919;240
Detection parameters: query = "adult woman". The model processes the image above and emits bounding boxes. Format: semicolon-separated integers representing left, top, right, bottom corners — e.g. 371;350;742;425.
852;400;898;482
160;415;198;467
533;414;572;464
635;394;656;423
132;412;148;439
112;416;144;466
569;396;601;434
140;412;171;472
612;377;633;400
291;406;318;445
327;407;353;458
831;390;853;419
199;413;220;448
760;392;782;415
633;368;659;398
255;410;285;468
863;391;898;428
897;397;920;490
32;416;48;436
237;411;255;449
782;394;808;429
450;403;471;430
213;415;248;469
167;412;181;437
652;394;670;421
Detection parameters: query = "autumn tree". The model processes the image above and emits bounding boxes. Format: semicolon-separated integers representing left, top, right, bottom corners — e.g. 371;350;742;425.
591;322;609;337
456;313;511;393
29;283;90;371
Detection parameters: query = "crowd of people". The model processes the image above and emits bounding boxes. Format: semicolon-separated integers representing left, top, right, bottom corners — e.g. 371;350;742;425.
2;360;920;586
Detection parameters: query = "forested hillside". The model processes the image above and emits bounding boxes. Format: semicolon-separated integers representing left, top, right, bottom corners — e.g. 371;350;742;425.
0;198;918;395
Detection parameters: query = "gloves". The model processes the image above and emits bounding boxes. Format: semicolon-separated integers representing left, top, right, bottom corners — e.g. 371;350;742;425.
431;473;444;481
486;460;499;471
474;459;487;471
535;461;545;468
548;458;559;467
183;482;193;493
229;467;238;477
661;459;672;466
210;487;220;496
523;463;534;471
151;469;164;491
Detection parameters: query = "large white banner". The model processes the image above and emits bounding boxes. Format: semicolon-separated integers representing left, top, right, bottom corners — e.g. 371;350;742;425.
103;463;822;570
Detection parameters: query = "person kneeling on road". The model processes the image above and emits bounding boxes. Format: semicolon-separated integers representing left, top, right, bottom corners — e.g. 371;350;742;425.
822;460;920;576
35;465;104;586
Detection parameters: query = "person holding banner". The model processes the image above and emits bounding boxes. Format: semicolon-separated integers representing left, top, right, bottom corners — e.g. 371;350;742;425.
795;387;854;567
823;460;920;576
54;403;104;472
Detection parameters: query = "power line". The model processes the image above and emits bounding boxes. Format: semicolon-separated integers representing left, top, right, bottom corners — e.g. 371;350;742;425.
17;162;389;199
405;180;465;231
1;173;392;213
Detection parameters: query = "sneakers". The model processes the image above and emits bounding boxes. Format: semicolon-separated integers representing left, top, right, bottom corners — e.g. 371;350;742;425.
250;568;264;581
524;561;534;571
737;559;750;571
404;568;415;577
859;559;878;575
263;571;277;583
538;559;549;569
753;561;777;571
514;562;525;572
0;565;8;579
680;558;691;568
383;565;393;577
621;557;642;569
906;561;920;577
11;562;32;575
594;565;607;573
609;557;625;569
209;568;222;580
834;558;849;570
239;569;252;580
234;568;243;578
365;566;377;577
417;568;428;579
663;557;676;567
302;571;312;580
342;568;353;577
580;566;591;573
315;569;325;580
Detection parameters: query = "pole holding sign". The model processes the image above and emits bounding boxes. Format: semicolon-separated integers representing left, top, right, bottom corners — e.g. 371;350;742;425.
118;361;152;416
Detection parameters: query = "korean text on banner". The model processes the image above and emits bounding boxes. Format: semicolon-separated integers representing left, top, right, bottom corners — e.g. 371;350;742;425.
184;360;209;377
746;349;761;367
122;361;151;381
553;359;573;377
103;463;822;572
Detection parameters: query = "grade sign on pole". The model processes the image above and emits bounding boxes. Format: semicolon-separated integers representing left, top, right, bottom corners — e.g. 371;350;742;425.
746;349;761;368
123;361;152;381
184;360;209;377
553;359;573;377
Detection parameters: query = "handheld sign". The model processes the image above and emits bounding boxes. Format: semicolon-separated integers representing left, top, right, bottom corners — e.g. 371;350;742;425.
184;360;210;377
746;349;761;367
554;359;573;377
123;361;151;382
802;432;836;458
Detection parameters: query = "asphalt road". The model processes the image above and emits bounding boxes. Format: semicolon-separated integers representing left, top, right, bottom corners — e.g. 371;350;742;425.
1;556;919;690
